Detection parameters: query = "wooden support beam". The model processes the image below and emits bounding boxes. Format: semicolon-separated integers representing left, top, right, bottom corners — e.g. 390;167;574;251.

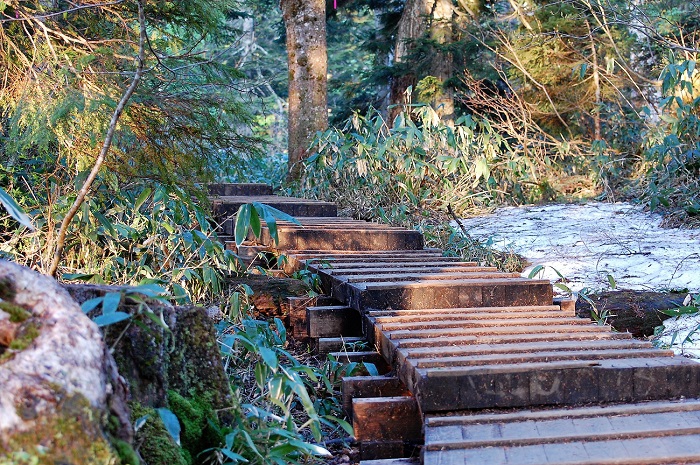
342;376;410;417
353;396;422;442
317;336;367;354
307;305;362;338
329;351;391;373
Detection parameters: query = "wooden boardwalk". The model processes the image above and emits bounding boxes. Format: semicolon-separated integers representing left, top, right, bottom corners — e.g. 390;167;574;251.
210;184;700;465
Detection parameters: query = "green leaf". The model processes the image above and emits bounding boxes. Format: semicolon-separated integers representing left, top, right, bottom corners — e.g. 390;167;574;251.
234;204;252;246
660;306;700;317
288;439;331;457
157;408;181;446
93;210;116;236
221;449;248;463
81;297;104;314
0;187;34;230
101;292;122;314
144;310;171;331
606;274;616;290
134;414;150;433
363;362;379;376
93;311;131;327
254;362;267;390
324;415;353;435
553;283;573;294
64;273;98;282
131;283;168;298
249;206;261;237
253;202;301;225
259;346;279;371
528;265;545;279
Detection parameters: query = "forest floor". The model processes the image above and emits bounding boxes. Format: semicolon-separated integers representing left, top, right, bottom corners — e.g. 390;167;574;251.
457;201;700;359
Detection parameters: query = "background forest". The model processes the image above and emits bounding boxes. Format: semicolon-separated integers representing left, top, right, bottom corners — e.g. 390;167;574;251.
0;0;699;464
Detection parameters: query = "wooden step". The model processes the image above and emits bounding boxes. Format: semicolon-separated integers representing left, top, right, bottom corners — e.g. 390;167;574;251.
208;183;273;196
409;357;700;412
260;226;424;251
423;400;700;465
212;195;338;221
376;316;591;332
345;278;553;311
367;305;564;317
307;305;362;338
308;259;473;269
317;336;367;353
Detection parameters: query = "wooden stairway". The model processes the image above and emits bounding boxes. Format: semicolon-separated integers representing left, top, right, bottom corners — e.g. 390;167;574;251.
210;184;700;465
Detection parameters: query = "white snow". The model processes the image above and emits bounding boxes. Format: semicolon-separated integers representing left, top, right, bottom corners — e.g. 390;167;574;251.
656;312;700;359
456;201;700;358
457;202;700;294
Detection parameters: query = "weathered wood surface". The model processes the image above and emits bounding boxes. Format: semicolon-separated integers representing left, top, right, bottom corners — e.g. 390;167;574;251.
353;396;422;442
576;290;685;336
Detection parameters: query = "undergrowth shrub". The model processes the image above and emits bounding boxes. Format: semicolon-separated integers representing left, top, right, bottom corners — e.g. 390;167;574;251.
299;104;579;220
640;60;700;226
0;180;239;303
209;290;353;465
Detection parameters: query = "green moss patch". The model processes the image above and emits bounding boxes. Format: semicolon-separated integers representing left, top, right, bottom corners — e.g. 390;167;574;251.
0;393;118;465
129;402;188;465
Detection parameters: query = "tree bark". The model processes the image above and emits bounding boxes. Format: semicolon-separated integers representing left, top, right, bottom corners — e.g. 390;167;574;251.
388;0;430;124
576;290;686;337
389;0;454;124
281;0;328;181
429;0;454;122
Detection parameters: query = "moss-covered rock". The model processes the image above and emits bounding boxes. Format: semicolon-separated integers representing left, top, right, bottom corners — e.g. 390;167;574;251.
168;307;232;411
64;285;232;412
0;393;119;465
167;391;224;463
0;261;132;461
129;402;188;465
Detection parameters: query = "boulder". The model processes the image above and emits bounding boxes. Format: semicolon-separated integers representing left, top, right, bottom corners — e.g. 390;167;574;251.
0;260;131;464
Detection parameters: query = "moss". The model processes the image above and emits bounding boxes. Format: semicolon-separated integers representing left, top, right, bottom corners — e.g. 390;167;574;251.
0;301;30;323
168;307;232;411
166;391;224;464
129;402;187;465
0;393;119;465
1;321;40;364
8;322;39;351
110;438;139;465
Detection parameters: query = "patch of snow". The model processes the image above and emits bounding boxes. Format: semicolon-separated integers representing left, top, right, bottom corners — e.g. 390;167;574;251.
456;202;700;294
656;312;700;360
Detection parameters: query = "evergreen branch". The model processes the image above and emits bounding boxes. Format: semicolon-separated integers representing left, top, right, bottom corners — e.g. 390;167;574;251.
48;0;147;278
0;1;126;23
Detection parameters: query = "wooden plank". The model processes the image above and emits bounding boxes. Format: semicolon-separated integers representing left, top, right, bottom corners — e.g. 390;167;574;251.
341;376;411;417
307;305;362;338
353;397;422;442
317;336;366;354
329;351;391;373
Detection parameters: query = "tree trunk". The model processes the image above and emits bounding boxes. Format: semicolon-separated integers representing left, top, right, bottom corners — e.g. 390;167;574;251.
576;290;686;337
429;0;454;122
281;0;328;181
389;0;454;124
388;0;430;124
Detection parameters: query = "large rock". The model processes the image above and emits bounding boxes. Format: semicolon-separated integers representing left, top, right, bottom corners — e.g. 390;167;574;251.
64;283;233;465
0;260;131;463
63;284;233;411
